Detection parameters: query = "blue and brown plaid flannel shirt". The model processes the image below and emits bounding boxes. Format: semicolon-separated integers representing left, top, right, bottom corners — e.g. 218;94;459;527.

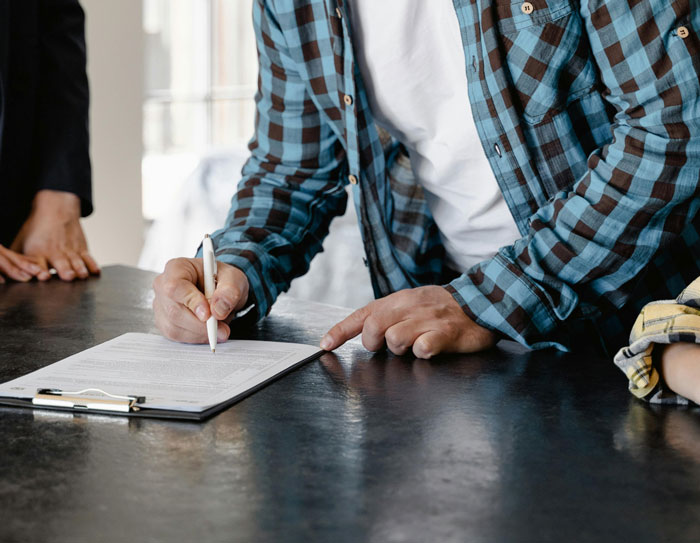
209;0;700;354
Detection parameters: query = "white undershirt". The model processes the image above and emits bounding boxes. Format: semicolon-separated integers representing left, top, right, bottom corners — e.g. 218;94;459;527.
348;0;521;272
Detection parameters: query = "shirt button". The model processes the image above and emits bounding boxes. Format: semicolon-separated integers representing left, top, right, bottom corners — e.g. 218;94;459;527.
677;26;689;39
494;143;502;157
335;7;342;19
348;174;359;185
521;2;534;14
471;56;477;73
343;94;353;106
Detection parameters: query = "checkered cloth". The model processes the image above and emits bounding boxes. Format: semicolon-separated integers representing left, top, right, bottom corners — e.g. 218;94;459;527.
209;0;700;355
614;277;700;404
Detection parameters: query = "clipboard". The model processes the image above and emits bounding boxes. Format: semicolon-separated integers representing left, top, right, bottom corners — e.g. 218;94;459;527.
0;333;324;421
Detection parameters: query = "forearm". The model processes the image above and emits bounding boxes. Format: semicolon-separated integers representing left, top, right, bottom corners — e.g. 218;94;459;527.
31;190;81;218
209;172;348;320
660;343;700;405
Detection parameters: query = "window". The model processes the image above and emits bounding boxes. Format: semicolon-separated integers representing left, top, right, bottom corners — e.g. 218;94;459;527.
142;0;257;220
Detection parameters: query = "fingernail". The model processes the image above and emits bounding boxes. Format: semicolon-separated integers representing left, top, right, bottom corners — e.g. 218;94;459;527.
195;305;207;321
28;264;41;274
214;299;231;317
320;335;333;350
65;270;75;279
18;272;31;281
218;326;229;341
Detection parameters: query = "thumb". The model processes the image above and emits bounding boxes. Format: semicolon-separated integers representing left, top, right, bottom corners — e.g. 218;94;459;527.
210;263;249;320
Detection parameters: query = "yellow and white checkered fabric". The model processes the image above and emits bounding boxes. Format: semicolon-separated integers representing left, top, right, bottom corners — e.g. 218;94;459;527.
614;277;700;405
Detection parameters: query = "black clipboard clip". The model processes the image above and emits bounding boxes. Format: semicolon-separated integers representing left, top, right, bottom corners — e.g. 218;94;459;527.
33;388;146;413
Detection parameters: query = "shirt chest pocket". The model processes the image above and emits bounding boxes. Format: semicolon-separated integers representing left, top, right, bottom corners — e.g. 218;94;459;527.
495;0;598;125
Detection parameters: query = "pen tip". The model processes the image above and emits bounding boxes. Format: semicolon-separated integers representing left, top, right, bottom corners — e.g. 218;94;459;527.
212;348;216;353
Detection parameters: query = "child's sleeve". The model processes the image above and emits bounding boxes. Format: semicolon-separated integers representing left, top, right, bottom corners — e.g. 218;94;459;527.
614;278;700;405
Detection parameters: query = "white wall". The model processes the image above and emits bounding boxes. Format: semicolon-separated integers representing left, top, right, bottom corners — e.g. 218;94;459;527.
81;0;144;266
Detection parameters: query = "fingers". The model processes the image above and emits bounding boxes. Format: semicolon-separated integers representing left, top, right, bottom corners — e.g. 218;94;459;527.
411;325;497;359
217;321;231;342
2;246;42;277
81;251;101;275
153;258;247;344
0;245;40;282
156;259;210;321
31;255;52;281
210;264;249;320
44;250;99;281
321;286;497;356
359;305;411;351
385;320;431;356
69;252;89;279
153;297;208;343
321;299;406;351
153;294;231;344
0;253;30;282
321;305;371;350
411;330;450;359
49;253;76;281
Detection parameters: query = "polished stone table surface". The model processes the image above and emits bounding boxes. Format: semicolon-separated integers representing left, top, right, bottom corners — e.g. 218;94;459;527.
1;266;699;542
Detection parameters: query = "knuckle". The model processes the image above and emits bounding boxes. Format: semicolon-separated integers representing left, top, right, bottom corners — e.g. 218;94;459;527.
432;316;459;339
218;286;239;304
384;327;404;348
162;279;179;299
363;314;381;334
183;289;204;310
413;337;433;358
161;322;178;341
164;257;185;274
164;302;181;322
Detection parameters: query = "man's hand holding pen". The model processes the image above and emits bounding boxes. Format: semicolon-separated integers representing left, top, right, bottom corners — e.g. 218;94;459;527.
153;257;249;345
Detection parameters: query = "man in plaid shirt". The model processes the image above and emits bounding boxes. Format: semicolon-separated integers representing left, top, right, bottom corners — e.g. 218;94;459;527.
154;1;699;366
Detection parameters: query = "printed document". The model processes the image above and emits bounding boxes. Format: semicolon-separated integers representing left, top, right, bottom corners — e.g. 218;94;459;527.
0;333;321;412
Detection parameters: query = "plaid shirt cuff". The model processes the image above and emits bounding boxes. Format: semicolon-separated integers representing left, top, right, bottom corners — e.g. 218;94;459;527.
613;277;700;405
446;253;567;350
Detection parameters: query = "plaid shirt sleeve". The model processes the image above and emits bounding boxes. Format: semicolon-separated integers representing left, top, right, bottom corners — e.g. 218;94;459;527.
447;2;700;349
614;277;700;405
207;0;348;319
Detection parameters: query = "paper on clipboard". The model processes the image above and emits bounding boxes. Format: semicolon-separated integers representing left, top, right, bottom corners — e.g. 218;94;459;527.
0;333;322;415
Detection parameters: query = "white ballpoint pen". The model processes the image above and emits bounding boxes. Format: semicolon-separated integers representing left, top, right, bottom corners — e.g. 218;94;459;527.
202;234;218;353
